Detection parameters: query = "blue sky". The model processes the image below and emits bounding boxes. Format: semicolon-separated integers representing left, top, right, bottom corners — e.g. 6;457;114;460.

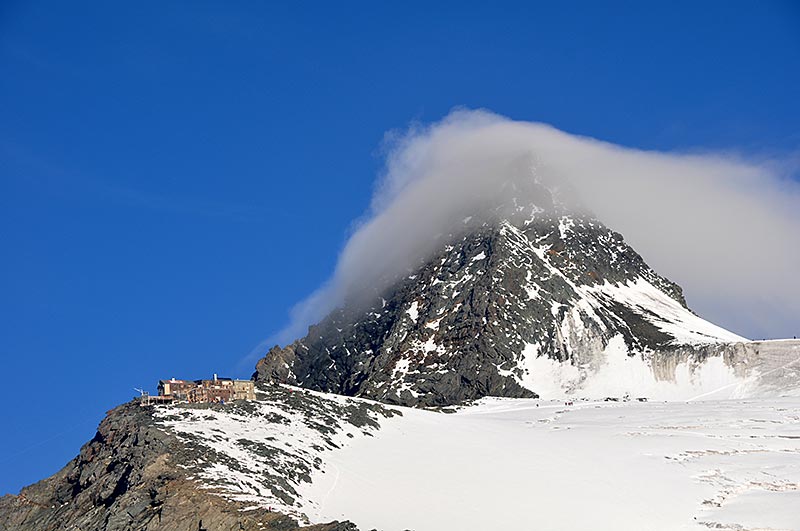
1;1;798;495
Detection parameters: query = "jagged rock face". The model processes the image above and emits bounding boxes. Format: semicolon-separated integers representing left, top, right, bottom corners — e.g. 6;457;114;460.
0;399;359;531
255;197;743;406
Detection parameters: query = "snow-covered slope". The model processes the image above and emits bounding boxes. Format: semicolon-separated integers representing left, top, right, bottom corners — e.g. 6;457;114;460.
310;396;800;531
153;385;398;524
150;381;800;531
579;276;745;345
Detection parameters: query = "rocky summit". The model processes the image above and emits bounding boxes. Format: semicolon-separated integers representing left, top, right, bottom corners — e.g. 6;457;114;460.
253;180;746;407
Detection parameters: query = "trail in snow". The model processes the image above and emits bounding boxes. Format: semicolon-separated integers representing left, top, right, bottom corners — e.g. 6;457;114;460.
317;461;340;516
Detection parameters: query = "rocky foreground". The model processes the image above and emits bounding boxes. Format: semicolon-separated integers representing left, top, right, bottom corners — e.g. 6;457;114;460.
0;385;385;531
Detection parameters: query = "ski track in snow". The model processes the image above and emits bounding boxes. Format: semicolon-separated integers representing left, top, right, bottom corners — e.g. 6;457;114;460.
319;460;341;513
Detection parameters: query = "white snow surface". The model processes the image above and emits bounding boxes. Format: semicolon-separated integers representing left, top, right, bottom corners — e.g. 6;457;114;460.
308;397;800;531
406;301;420;321
582;277;748;345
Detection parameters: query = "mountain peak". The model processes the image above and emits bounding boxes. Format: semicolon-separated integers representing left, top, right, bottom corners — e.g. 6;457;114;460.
255;201;744;406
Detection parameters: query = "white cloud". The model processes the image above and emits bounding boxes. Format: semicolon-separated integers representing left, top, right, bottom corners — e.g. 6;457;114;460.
274;109;800;344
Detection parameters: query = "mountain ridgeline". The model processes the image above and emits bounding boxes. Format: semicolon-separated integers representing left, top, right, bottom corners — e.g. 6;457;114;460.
254;178;748;406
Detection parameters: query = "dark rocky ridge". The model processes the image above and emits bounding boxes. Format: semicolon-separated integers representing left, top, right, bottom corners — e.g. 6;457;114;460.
0;395;360;531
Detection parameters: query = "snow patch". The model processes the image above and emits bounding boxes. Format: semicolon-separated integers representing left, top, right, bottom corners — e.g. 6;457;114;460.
405;301;419;321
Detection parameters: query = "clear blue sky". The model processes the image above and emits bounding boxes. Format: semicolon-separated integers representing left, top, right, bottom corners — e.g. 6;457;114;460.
1;1;798;495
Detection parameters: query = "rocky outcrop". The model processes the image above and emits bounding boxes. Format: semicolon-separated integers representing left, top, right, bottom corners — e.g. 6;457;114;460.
0;400;359;531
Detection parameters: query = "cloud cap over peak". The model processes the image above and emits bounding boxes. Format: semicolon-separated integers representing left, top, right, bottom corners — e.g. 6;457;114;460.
275;109;800;345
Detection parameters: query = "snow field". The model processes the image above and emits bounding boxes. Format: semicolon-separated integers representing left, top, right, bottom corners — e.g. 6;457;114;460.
307;397;800;531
